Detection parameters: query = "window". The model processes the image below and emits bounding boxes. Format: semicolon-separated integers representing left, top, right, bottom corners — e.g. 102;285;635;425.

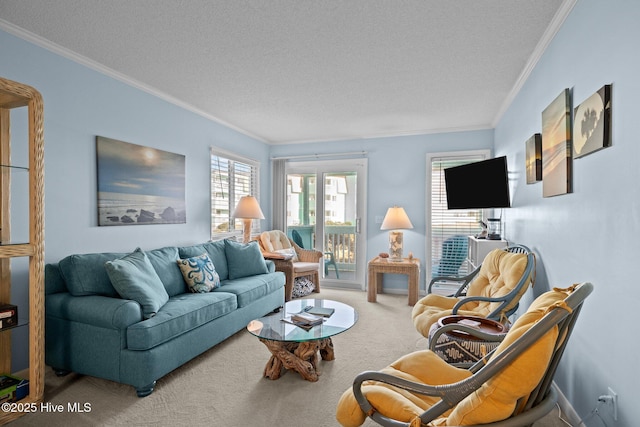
210;148;260;239
427;151;489;280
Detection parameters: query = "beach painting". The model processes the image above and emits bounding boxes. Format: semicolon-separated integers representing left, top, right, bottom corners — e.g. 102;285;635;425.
525;133;542;184
573;84;612;158
97;136;186;226
542;89;572;197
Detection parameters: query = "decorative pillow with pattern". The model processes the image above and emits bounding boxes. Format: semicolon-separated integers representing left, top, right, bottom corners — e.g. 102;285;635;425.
177;253;220;293
292;277;315;298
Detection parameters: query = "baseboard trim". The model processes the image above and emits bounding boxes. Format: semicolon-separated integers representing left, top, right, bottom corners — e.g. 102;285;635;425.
555;382;583;427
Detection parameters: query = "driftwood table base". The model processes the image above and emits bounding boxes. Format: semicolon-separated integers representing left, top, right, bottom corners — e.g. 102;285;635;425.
260;338;335;381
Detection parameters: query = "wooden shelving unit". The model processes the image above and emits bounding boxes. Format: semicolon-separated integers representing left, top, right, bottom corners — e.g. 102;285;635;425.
0;76;45;424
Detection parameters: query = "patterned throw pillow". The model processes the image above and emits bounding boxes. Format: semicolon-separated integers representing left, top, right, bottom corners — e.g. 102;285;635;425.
292;277;315;298
177;253;220;293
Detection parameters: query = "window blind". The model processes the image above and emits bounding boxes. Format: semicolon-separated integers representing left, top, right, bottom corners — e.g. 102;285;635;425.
210;148;260;239
429;153;487;278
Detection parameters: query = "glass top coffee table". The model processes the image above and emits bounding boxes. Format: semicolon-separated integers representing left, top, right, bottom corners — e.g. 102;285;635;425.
247;298;357;381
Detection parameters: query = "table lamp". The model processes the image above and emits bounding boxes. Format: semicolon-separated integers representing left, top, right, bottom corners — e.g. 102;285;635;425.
380;206;413;262
232;195;265;243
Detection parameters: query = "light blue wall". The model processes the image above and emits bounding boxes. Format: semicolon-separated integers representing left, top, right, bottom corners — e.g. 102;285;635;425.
494;0;639;423
270;130;493;291
0;29;272;370
4;1;633;421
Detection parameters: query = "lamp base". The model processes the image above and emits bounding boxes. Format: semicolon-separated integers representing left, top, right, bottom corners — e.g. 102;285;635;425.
388;231;403;262
242;218;253;243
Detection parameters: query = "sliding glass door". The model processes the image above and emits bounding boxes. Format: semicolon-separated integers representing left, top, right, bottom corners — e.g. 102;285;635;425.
286;159;367;289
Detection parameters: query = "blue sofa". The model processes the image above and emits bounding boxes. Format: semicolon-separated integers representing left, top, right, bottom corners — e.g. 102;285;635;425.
44;239;285;397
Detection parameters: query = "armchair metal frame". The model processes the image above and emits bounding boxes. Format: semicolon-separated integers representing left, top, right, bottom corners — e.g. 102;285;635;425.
427;244;535;321
352;282;593;427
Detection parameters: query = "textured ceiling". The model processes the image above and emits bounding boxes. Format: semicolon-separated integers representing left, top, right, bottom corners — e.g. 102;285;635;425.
0;0;571;144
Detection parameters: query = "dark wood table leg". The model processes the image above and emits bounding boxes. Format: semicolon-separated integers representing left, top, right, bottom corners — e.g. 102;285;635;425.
259;339;320;381
319;338;335;361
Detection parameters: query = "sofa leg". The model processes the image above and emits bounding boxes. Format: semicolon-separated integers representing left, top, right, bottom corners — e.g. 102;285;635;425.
136;381;156;397
273;306;282;313
52;367;71;377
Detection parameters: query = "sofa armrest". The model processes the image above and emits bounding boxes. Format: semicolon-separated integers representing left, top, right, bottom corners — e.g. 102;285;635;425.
46;293;143;329
265;259;276;273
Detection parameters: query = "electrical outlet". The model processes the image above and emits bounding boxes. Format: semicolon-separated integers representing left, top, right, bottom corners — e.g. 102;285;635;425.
608;387;618;421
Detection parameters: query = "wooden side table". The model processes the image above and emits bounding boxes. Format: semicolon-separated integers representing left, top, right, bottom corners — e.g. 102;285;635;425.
367;257;420;305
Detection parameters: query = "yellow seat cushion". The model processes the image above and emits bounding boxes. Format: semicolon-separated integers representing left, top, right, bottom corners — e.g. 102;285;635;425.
337;288;566;427
336;351;470;427
412;249;529;336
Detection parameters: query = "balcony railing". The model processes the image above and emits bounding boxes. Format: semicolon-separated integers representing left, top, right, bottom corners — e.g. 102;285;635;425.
288;225;356;273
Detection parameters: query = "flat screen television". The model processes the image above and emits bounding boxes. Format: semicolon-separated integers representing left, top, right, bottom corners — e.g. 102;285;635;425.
444;156;510;209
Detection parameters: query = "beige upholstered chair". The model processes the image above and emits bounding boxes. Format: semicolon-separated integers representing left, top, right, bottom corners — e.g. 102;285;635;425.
336;282;593;427
258;230;322;301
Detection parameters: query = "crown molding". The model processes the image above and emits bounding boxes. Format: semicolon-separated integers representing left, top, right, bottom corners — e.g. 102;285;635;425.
269;124;494;145
492;0;578;127
0;19;268;144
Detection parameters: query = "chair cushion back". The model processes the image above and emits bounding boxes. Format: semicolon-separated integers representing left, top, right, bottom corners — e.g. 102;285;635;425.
465;249;529;316
259;230;293;252
443;289;563;425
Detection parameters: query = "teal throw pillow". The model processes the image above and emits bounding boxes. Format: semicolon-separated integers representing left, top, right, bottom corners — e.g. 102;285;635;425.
177;253;221;293
104;248;169;319
224;239;269;279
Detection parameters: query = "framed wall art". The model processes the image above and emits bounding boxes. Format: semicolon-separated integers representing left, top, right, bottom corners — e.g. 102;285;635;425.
573;84;612;158
525;133;542;184
542;89;572;197
96;136;186;226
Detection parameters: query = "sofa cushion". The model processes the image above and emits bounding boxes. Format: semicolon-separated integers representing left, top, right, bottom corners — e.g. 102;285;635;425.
215;272;284;307
177;253;221;293
105;248;170;319
201;240;228;280
224;240;268;279
145;246;186;297
58;252;125;297
179;240;228;281
126;291;238;350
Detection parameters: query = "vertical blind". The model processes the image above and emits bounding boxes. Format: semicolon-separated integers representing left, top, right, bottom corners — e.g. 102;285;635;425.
210;148;260;239
430;153;486;278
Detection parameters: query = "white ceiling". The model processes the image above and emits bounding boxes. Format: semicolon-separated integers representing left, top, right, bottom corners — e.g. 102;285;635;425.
0;0;573;144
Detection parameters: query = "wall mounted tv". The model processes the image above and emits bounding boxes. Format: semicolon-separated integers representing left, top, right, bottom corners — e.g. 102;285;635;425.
444;156;511;209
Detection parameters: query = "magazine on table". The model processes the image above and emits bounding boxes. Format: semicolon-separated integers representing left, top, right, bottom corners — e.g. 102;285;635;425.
282;311;324;330
303;305;335;317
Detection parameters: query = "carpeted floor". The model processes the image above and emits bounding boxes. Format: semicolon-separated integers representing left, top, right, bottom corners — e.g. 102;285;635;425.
10;288;570;426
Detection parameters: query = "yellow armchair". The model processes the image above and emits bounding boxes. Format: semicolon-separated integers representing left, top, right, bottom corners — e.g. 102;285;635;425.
412;245;535;338
336;282;593;427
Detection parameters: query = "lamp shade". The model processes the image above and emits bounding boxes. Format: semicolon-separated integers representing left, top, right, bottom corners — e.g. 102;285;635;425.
232;196;265;219
380;206;413;230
